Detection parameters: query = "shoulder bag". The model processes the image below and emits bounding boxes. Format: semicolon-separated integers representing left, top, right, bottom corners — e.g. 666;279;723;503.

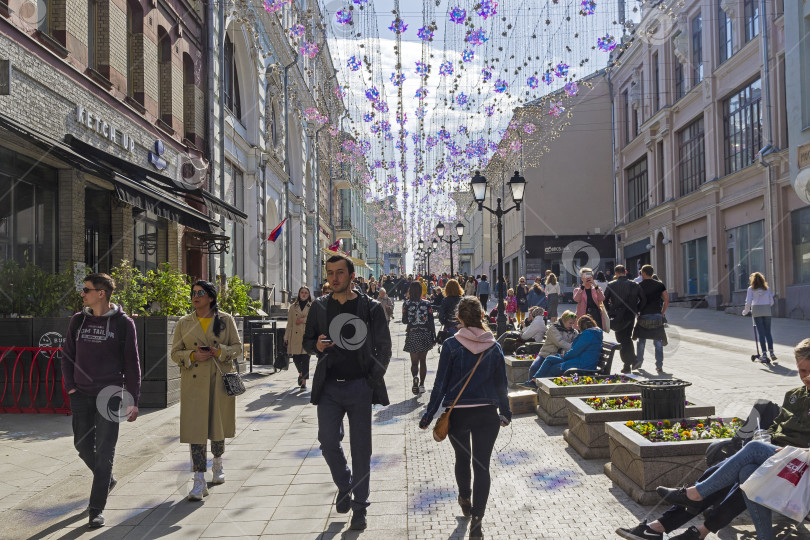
217;359;246;396
433;351;485;442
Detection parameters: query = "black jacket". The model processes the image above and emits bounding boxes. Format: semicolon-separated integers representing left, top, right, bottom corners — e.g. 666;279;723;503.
303;292;392;406
604;276;646;331
438;295;461;327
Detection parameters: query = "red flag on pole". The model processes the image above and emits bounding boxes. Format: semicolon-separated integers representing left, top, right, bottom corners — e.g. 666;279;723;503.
268;218;287;242
328;239;343;251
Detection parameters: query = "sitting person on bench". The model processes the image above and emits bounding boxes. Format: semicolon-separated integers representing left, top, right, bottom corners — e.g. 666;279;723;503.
518;311;578;388
632;338;810;540
520;307;547;342
526;315;602;380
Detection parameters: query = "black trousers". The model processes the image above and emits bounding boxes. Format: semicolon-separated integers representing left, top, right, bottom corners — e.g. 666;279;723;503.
479;294;489;310
70;390;121;511
658;463;747;533
292;354;311;379
447;405;500;517
614;324;635;370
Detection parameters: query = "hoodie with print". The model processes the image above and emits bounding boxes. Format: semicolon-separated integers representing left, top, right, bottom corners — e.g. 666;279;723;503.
61;304;141;405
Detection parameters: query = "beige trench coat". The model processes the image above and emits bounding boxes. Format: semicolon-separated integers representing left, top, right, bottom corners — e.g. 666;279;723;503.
284;301;311;355
170;311;242;445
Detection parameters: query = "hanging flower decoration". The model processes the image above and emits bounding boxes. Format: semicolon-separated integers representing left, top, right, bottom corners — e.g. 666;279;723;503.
365;87;379;101
426;136;438;149
415;62;429;76
476;0;498;19
482;66;493;82
494;79;508;93
304;107;328;125
549;101;565;117
458;125;467;134
379;120;391;132
555;62;569;78
527;76;539;89
450;6;466;24
467;28;488;46
580;0;596;15
439;61;454;76
388;18;407;34
541;72;554;85
347;56;362;71
524;123;536;134
415;107;427;119
390;72;406;86
372;100;389;113
352;0;367;4
597;34;617;52
289;24;305;39
462;49;475;63
336;8;352;25
329;125;339;137
334;86;347;99
415;87;429;100
417;26;434;41
438;129;451;140
396;112;407;125
564;81;579;96
300;41;319;59
263;0;289;14
456;92;469;106
510;140;522;153
363;113;374;122
370;123;381;134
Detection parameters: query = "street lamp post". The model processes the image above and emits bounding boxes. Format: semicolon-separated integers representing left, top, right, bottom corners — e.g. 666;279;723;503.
471;170;526;337
436;221;465;276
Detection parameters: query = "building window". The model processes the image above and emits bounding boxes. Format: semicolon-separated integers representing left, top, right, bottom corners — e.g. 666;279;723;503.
632;107;639;139
37;0;51;34
183;54;195;142
723;78;762;175
674;56;686;100
87;0;98;70
653;53;660;112
126;0;143;103
682;237;709;295
744;0;759;43
623;90;630;145
0;147;58;273
691;14;703;84
718;4;733;64
157;27;172;125
224;35;242;120
656;140;665;204
792;207;810;285
627;157;648;222
133;210;167;273
730;220;765;291
678;116;706;196
221;160;244;279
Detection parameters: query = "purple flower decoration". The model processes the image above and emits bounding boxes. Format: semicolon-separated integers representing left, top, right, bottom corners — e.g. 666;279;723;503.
467;28;488;46
363;113;374;122
439;61;454;76
336;9;352;25
379;120;391;132
426;136;438;149
372;100;389;113
541;72;554;85
365;87;379;101
263;0;286;14
415;107;426;119
289;23;305;39
458;125;467;134
389;18;407;33
370;123;380;134
450;6;466;24
580;0;596;15
438;129;451;140
476;0;498;19
510;140;522;153
415;62;428;76
415;87;428;100
564;81;579;96
390;72;406;86
334;86;347;99
300;42;319;59
417;26;434;41
347;56;362;71
482;66;493;82
524;123;536;134
462;49;475;63
597;34;617;52
396;112;407;125
549;101;565;117
527;76;539;89
456;92;469;106
555;63;569;78
494;79;508;93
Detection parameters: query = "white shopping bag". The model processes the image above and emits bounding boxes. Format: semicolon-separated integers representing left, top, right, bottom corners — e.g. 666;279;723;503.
740;446;810;523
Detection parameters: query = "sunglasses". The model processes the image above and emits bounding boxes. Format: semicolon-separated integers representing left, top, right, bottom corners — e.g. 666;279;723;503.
82;287;102;294
191;290;207;297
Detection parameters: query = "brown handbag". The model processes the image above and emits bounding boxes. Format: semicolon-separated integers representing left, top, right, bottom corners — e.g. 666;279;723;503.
433;351;485;442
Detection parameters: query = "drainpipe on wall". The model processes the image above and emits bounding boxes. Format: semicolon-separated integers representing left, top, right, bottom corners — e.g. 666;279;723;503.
204;0;215;281
282;53;298;302
218;0;226;284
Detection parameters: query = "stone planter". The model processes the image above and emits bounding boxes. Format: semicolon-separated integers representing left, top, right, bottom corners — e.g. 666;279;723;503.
603;419;731;505
504;355;534;388
536;376;643;426
563;396;715;459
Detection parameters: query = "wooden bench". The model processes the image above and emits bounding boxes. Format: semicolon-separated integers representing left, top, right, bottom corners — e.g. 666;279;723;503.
563;341;620;377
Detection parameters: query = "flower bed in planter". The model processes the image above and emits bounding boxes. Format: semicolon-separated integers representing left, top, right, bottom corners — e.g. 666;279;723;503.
562;395;715;459
603;417;742;505
504;354;535;388
535;375;642;426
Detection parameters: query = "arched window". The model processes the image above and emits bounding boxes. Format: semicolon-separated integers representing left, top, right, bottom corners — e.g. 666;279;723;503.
223;34;241;120
183;53;195;143
126;0;143;103
157;27;172;126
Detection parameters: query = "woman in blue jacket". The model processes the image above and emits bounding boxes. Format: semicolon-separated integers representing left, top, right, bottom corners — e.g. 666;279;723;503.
530;315;603;379
419;296;511;540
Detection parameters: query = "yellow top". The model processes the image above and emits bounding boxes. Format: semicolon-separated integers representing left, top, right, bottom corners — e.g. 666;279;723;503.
198;317;212;334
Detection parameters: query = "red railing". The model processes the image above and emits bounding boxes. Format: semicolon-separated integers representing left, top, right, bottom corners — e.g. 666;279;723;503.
0;347;70;414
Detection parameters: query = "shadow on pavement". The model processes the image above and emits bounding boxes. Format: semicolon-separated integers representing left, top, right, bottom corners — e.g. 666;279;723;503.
373;397;421;422
27;509;87;540
533;418;565;437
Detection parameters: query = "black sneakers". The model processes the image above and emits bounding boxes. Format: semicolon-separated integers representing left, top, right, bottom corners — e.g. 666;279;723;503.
412;376;420;395
656;486;703;513
88;508;105;528
670;526;702;540
335;489;352;514
616;520;663;540
458;496;472;517
469;516;483;539
349;509;367;530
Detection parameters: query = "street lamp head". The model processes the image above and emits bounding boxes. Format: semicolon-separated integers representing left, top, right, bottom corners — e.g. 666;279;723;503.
509;170;526;209
418;239;425;250
431;238;438;250
436;221;445;238
455;222;465;238
471;171;487;207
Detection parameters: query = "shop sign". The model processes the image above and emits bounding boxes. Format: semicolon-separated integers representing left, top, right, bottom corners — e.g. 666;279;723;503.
75;105;135;153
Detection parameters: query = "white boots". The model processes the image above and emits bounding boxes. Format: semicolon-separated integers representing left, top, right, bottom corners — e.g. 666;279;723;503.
188;472;209;501
212;457;225;484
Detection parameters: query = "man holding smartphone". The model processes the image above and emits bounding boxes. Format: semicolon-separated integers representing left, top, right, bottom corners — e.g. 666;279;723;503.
303;254;392;531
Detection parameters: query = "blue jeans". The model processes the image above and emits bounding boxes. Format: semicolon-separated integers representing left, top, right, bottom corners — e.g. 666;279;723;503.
636;339;664;370
753;316;774;353
525;356;546;383
695;441;777;540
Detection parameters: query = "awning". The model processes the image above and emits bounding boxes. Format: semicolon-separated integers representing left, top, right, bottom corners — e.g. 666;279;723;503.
65;135;248;225
623;238;651;259
347;255;371;270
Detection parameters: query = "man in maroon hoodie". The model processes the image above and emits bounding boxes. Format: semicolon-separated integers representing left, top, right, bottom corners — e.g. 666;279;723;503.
61;273;141;528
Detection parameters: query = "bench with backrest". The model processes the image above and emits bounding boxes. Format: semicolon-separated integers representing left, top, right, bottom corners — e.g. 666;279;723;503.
563;341;620;377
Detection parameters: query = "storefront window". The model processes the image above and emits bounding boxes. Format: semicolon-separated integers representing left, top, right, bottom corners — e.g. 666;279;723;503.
133;209;167;272
682;237;708;295
731;220;765;291
791;208;810;285
0;147;58;272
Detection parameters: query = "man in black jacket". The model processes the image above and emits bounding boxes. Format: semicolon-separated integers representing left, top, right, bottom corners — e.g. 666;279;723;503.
604;265;645;373
303;254;392;531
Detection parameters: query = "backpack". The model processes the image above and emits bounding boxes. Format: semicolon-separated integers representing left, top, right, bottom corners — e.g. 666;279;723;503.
68;312;130;375
704;399;781;467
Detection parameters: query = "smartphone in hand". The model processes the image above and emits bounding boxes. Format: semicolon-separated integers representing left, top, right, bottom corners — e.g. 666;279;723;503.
199;346;211;351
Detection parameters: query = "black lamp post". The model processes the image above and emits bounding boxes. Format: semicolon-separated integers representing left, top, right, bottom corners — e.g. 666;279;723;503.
436;221;465;276
471;170;526;337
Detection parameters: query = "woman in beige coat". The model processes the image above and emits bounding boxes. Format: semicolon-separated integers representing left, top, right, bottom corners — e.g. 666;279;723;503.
171;280;242;501
284;286;312;390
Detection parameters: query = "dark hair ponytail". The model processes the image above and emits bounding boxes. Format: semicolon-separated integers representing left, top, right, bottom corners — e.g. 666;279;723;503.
192;280;226;336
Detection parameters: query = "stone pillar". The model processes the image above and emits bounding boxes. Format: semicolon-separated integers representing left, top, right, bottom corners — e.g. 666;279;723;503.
58;169;85;272
111;203;133;267
167;222;183;270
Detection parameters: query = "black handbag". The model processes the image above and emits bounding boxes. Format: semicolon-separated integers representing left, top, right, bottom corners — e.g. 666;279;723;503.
435;329;450;345
217;359;246;396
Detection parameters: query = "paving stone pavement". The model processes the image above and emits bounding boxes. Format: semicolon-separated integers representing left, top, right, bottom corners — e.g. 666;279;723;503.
1;305;809;539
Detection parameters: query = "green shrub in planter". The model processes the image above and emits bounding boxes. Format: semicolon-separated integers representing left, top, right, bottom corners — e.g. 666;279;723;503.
0;259;85;317
144;263;191;316
111;260;148;316
219;275;261;316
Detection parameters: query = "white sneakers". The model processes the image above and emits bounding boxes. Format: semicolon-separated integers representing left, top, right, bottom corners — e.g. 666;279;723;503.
188;472;209;501
212;457;225;484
